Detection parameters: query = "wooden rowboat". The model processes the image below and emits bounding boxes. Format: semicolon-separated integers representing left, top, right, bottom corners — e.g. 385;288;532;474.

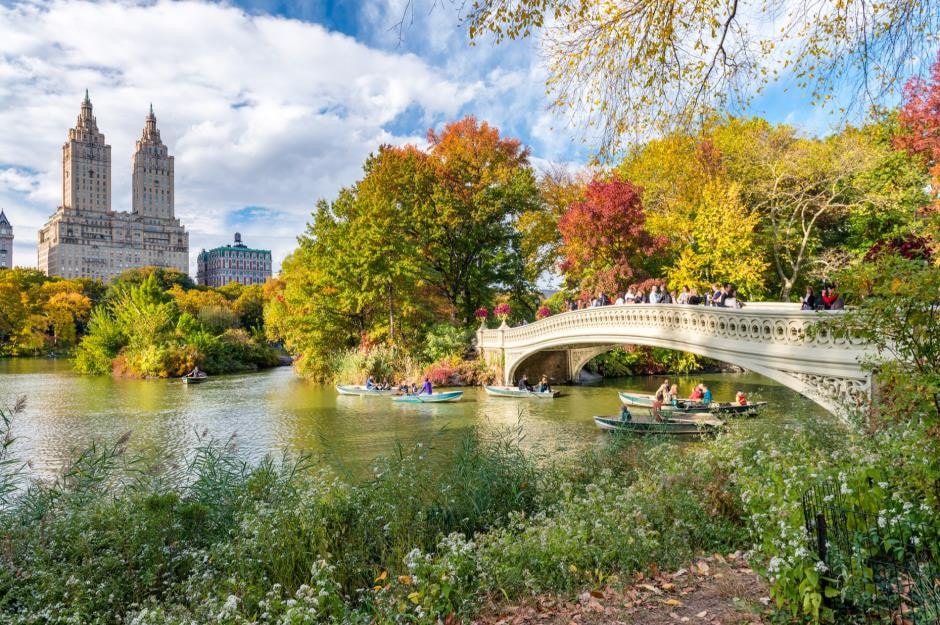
617;391;766;415
483;385;561;399
594;414;723;437
336;384;398;397
392;391;464;403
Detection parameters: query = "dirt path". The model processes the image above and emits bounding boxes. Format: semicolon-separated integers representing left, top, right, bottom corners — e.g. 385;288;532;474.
475;553;770;625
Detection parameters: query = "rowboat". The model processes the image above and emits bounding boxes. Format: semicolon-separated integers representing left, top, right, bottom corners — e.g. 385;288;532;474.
617;392;766;415
392;391;464;403
182;372;208;384
594;413;724;437
617;392;659;407
483;385;561;399
335;384;398;397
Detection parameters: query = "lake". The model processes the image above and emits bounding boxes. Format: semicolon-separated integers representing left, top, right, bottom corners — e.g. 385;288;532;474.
0;358;830;480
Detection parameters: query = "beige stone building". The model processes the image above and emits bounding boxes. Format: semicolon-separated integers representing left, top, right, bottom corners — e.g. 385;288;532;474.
38;92;189;282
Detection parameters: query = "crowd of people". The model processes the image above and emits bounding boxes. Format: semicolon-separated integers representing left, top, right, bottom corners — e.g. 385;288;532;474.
558;281;845;311
799;284;845;310
564;282;745;310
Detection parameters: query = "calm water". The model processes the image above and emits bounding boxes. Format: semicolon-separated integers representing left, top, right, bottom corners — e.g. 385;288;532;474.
0;358;829;479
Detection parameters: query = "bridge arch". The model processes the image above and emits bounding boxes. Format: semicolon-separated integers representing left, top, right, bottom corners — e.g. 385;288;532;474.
477;304;875;415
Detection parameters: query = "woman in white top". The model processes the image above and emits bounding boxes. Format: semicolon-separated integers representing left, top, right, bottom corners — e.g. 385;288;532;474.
614;293;625;305
649;285;661;304
624;288;636;303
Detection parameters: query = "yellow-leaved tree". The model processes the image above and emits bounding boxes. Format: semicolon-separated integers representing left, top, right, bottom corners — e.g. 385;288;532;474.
666;181;767;299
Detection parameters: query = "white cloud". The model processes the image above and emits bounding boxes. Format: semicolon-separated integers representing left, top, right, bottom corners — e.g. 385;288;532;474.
0;0;532;273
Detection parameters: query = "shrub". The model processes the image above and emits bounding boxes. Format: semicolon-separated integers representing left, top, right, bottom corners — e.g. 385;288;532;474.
422;323;471;363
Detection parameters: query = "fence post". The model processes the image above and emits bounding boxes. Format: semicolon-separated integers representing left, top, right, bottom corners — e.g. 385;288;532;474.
816;513;829;608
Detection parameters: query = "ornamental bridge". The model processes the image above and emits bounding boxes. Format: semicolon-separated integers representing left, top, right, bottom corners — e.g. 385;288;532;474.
476;303;876;415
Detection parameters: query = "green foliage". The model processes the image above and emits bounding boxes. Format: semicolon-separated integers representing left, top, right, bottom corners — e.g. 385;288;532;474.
422;323;470;363
587;346;704;377
74;274;277;378
817;255;940;426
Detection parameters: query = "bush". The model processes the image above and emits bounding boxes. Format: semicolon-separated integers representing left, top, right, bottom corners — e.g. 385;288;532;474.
422;324;471;363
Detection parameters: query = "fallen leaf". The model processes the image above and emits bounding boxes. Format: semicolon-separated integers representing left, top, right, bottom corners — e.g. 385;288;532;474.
639;584;663;595
696;610;708;618
590;590;604;599
672;568;688;578
374;570;388;582
695;561;710;574
713;553;726;564
660;582;675;591
664;598;683;606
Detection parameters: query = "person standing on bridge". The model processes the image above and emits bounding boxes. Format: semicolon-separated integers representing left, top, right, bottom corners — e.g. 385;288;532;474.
649;285;661;304
801;286;817;310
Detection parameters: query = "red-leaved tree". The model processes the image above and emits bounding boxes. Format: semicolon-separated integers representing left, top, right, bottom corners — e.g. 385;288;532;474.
896;50;940;210
558;174;668;296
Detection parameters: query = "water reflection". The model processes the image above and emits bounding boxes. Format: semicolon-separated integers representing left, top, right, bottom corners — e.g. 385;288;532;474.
0;359;829;480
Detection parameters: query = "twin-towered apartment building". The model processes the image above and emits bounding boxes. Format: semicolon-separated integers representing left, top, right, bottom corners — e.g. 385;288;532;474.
3;92;271;286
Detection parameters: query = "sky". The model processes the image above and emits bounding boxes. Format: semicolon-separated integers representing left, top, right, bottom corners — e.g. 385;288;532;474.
0;0;901;276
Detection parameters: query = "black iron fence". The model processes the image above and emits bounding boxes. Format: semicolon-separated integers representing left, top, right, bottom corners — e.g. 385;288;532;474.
802;480;940;624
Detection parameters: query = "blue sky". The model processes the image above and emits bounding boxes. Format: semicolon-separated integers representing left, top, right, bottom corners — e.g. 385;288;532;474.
0;0;896;275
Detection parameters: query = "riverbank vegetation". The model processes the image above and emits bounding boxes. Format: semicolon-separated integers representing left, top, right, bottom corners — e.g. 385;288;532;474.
0;268;101;356
73;269;277;377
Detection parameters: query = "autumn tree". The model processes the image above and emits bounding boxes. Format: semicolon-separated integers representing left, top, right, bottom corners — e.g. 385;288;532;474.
463;0;940;158
666;181;768;297
517;164;586;282
41;283;92;347
896;49;940;199
558;174;667;295
413;116;541;322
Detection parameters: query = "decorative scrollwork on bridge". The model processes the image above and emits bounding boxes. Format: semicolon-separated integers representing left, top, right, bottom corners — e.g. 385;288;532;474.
476;304;877;416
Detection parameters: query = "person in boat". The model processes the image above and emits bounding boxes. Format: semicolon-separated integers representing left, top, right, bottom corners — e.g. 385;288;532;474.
418;376;433;395
689;384;704;401
538;374;552;393
701;384;713;405
411;382;419;395
518;374;534;392
668;384;679;406
187;366;202;378
620;403;632;422
398;381;410;393
366;376;376;390
735;390;747;406
655;379;670;402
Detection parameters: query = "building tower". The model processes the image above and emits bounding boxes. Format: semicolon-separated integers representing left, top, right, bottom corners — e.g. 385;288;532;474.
0;210;12;269
132;104;175;220
62;90;111;212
